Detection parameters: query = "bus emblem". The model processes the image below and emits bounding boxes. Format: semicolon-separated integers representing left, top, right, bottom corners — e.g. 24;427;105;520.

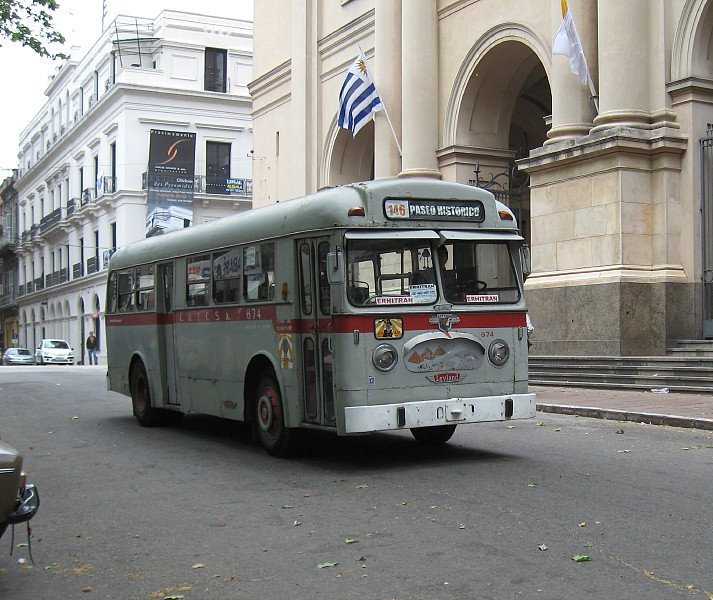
427;373;465;384
429;314;460;337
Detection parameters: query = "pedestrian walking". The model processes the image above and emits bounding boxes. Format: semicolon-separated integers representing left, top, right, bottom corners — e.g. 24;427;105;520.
86;332;98;365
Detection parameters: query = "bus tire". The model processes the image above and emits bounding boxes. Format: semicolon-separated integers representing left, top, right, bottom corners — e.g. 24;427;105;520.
255;375;293;457
130;362;160;427
410;424;457;445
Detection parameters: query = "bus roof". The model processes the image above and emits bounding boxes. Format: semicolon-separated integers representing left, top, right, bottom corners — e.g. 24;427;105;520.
109;178;519;270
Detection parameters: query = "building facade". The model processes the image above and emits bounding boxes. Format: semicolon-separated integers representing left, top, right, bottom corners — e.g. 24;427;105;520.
0;172;19;352
15;10;253;363
249;0;713;356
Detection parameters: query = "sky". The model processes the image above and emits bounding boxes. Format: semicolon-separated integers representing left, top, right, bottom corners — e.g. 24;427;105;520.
0;0;254;176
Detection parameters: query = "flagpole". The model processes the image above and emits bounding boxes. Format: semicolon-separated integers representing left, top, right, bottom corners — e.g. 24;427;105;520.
587;74;599;113
358;44;402;157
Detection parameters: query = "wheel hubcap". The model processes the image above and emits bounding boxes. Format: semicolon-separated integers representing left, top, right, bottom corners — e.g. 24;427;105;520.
257;393;275;432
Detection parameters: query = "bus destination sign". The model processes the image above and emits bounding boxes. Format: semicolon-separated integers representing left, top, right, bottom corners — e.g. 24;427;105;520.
384;198;485;222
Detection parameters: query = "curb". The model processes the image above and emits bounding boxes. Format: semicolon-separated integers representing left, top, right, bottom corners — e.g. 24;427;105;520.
537;403;713;431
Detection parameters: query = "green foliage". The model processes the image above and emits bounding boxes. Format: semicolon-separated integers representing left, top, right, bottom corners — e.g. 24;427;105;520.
0;0;66;59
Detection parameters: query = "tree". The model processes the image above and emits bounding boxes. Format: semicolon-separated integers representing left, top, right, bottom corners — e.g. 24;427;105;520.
0;0;66;60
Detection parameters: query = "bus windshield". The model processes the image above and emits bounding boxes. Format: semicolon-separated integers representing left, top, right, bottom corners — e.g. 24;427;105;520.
347;237;520;306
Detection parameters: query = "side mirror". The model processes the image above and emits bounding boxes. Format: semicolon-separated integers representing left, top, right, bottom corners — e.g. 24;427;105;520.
326;249;345;284
520;245;531;279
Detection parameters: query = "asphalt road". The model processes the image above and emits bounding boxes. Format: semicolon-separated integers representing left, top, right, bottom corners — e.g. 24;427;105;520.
1;366;712;600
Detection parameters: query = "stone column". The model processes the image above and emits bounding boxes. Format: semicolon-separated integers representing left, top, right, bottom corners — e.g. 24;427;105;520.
547;0;598;143
374;2;402;179
592;0;651;130
400;0;441;179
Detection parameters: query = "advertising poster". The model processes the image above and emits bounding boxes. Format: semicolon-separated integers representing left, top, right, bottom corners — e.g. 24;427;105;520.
146;129;196;237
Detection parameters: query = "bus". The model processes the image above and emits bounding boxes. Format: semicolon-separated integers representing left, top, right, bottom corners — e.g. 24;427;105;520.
105;178;535;455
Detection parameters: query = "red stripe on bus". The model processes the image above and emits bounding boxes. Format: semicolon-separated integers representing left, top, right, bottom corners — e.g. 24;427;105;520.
324;312;526;333
106;309;526;332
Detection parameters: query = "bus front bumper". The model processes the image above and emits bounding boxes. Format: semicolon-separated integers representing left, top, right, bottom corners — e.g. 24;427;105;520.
343;393;536;434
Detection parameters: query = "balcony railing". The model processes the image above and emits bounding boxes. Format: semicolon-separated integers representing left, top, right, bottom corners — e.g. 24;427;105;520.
72;261;84;279
59;267;68;284
34;276;44;291
21;230;30;244
98;176;116;196
67;198;75;218
86;256;98;275
40;207;63;233
141;173;252;196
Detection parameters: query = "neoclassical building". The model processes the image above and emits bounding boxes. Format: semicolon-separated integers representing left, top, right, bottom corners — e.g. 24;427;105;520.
249;0;713;356
14;10;253;361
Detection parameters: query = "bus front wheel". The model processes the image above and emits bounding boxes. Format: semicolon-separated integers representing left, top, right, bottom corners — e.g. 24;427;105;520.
130;362;160;427
255;375;293;457
410;424;457;445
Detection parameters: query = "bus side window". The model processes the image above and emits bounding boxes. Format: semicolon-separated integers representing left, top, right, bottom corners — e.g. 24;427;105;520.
136;264;155;311
186;254;211;307
244;242;275;302
213;248;242;304
107;272;118;314
118;270;135;312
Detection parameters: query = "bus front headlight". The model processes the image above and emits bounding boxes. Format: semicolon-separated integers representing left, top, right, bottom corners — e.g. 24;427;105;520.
488;340;510;367
373;344;398;372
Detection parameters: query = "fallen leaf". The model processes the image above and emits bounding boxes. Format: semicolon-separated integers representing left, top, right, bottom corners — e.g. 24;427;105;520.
578;522;586;528
527;483;538;488
554;427;562;432
82;587;93;593
616;429;624;434
72;416;80;420
538;544;548;551
572;555;591;562
459;524;465;529
356;485;368;489
317;562;339;569
345;539;358;544
536;422;545;427
281;505;293;509
616;450;631;453
191;563;205;569
294;520;302;526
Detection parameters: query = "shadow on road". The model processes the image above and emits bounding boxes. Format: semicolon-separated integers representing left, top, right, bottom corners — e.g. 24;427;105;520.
106;411;516;471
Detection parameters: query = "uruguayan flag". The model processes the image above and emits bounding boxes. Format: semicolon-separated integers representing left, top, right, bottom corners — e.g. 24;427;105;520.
338;50;383;136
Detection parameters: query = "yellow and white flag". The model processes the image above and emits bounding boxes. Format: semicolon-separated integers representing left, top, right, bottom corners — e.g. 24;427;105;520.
553;0;590;86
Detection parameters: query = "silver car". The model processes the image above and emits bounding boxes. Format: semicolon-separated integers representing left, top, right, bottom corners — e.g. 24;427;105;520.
35;339;75;365
0;440;39;541
2;348;36;366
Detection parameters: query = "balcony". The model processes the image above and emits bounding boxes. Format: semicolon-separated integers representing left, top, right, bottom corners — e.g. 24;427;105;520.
141;174;253;197
67;198;75;218
40;207;63;234
86;256;99;275
34;276;44;292
97;176;116;197
72;261;84;279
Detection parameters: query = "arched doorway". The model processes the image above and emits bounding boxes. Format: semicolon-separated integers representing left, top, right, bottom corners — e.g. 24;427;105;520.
443;35;552;247
324;120;375;187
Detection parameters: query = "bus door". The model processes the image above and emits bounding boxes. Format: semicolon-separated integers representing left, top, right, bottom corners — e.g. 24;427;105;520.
157;262;180;406
297;238;335;426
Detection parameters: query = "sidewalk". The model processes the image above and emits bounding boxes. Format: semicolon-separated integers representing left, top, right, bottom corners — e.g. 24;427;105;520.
533;385;713;431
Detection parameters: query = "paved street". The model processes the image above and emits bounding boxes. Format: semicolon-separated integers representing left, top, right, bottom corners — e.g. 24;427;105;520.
1;366;712;600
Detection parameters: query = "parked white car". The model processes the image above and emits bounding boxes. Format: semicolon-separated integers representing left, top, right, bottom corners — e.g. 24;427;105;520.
35;339;75;365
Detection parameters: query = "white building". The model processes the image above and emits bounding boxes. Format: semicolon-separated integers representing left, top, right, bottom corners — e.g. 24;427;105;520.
15;10;253;363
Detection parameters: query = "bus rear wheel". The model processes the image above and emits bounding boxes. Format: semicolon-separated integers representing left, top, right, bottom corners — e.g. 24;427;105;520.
410;424;457;445
130;362;161;427
255;375;293;457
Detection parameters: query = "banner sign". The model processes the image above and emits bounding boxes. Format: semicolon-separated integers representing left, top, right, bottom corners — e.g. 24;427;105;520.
146;129;196;237
384;197;485;222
